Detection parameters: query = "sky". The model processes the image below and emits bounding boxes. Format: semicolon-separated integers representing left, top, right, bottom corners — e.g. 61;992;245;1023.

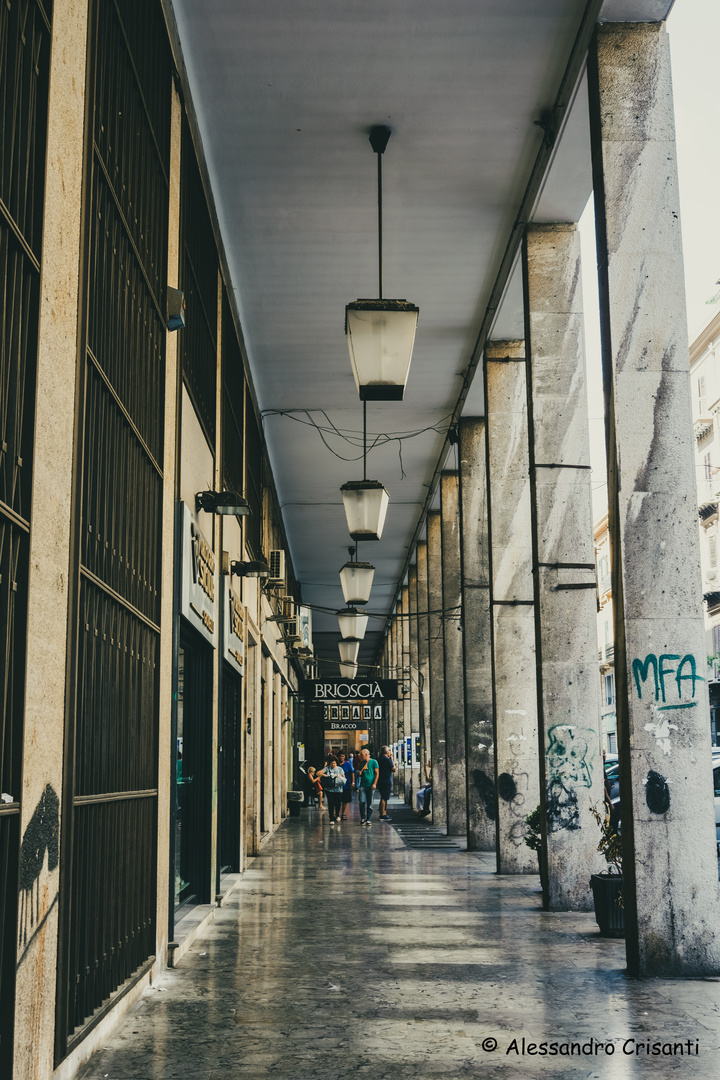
581;0;720;520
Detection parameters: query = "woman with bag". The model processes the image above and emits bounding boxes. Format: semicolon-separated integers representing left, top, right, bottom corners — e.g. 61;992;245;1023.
315;755;346;826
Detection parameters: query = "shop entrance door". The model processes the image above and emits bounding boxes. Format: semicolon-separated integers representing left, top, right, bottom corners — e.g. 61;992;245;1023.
175;627;212;911
219;666;242;873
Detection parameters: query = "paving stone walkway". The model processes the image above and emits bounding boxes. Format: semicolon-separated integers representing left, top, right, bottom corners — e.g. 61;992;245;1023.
78;797;720;1080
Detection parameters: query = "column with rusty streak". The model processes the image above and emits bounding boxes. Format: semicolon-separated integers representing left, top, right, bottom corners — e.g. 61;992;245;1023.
441;472;468;836
523;223;604;910
589;22;720;975
427;510;448;827
458;420;495;850
416;540;432;774
485;341;540;874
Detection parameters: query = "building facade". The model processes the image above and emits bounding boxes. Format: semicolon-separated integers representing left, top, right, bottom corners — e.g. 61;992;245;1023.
690;310;720;744
0;3;302;1076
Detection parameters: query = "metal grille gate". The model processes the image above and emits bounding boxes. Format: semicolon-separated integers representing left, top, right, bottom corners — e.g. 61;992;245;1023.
55;0;171;1058
0;0;52;1073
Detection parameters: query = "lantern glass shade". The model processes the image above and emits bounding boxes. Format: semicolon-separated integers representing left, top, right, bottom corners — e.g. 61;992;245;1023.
340;480;389;542
336;607;368;640
339;561;375;605
339;661;358;679
338;639;360;664
346;300;419;401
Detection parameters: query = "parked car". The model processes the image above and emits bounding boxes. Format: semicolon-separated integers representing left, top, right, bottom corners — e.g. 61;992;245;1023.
606;751;720;854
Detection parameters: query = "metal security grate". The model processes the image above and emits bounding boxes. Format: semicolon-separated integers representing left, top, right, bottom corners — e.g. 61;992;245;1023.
179;114;218;447
221;288;245;501
56;0;169;1060
0;0;52;1073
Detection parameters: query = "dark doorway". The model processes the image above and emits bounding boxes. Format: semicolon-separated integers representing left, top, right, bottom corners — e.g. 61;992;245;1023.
219;666;243;873
260;678;266;834
175;627;212;911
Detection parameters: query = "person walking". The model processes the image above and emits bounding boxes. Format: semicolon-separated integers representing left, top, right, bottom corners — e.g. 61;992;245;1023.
315;755;346;826
377;745;397;821
337;751;354;822
355;747;379;826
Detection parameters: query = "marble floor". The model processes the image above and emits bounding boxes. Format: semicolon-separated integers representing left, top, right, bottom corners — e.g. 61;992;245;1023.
78;798;720;1080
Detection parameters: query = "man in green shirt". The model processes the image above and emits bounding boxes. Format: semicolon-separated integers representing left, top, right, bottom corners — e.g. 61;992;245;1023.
356;747;378;826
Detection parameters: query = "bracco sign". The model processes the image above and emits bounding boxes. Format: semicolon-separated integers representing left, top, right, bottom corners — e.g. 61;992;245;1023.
304;679;399;700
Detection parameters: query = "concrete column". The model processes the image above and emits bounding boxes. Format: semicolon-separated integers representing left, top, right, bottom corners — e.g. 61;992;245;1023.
523;223;604;910
408;563;420;748
13;4;89;1075
589;22;720;976
441;471;467;836
485;341;540;874
427;511;448;827
400;586;412;801
459;419;495;851
416;540;431;772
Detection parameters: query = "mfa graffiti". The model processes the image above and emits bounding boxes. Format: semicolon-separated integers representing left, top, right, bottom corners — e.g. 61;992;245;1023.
632;653;703;708
18;784;60;948
545;725;594;833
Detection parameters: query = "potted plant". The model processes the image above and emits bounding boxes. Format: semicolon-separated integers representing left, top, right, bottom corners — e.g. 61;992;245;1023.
589;803;624;937
524;805;547;893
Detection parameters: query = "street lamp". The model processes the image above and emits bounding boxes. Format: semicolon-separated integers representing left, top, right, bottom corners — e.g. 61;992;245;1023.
339;661;358;679
339;551;375;605
344;126;418;401
340;480;389;542
336;607;368;640
338;639;360;664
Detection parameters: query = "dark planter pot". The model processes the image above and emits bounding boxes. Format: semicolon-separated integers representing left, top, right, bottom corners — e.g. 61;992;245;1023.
537;845;548;897
590;873;624;937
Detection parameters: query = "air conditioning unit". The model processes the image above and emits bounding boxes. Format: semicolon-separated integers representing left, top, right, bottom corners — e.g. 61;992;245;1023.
282;619;300;643
268;549;286;586
282;596;296;621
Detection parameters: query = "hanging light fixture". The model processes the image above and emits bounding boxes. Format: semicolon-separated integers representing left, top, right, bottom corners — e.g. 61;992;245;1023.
339;557;375;604
336;607;368;640
341;480;389;542
345;126;418;401
338;639;360;664
339;661;358;679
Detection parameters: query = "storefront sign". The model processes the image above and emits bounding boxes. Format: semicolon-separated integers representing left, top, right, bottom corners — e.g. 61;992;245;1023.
327;721;368;731
224;581;245;675
180;502;217;647
304;678;399;700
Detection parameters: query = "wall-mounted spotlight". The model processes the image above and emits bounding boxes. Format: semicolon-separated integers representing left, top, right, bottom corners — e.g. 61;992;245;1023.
230;559;270;578
196;490;251;516
167;286;186;331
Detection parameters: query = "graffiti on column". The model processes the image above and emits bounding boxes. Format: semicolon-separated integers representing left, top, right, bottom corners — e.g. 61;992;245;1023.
630;652;700;813
498;729;531;846
646;770;671;814
545;725;594;832
18;784;60;953
471;769;496;821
